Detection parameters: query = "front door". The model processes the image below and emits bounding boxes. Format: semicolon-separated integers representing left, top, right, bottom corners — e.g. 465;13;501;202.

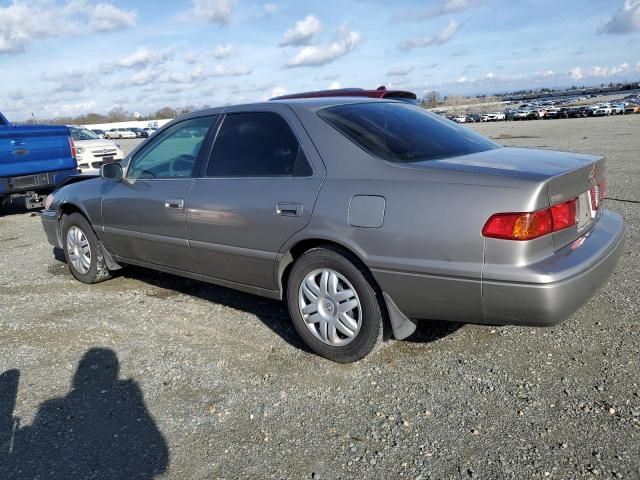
101;115;218;272
187;106;325;290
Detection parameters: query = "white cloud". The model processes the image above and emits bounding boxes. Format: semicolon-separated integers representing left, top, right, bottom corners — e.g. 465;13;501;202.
599;0;640;34
286;25;361;68
210;64;253;77
130;67;167;86
0;1;135;54
116;47;173;69
570;66;583;80
279;15;321;47
329;81;342;89
386;66;413;76
485;72;495;79
590;62;630;76
90;3;137;32
188;0;237;25
458;75;468;83
270;86;287;98
212;43;235;59
399;20;459;50
393;0;480;21
167;65;205;84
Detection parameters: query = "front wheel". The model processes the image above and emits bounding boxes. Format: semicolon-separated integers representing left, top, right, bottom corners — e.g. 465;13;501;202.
62;213;112;284
286;247;384;363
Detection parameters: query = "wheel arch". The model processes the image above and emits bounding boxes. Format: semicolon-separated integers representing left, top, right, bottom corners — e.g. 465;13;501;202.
277;236;417;340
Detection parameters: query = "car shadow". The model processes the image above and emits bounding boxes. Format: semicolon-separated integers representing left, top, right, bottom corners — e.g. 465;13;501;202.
52;251;462;352
404;320;464;343
0;348;169;479
120;265;313;353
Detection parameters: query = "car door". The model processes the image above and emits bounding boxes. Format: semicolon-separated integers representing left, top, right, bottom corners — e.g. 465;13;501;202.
100;114;218;272
187;104;325;291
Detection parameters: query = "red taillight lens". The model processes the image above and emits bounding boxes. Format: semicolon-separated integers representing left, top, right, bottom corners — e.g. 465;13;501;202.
550;199;577;231
68;136;76;160
483;198;578;241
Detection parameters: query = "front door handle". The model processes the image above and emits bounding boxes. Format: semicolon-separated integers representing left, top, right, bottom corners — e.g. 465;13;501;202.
165;198;184;210
10;139;25;146
276;202;303;217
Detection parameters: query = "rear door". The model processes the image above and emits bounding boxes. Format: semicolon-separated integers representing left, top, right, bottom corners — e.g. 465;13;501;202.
101;115;218;272
187;104;325;290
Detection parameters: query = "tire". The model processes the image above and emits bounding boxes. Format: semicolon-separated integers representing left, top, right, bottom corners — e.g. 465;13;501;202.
286;247;384;363
62;212;112;284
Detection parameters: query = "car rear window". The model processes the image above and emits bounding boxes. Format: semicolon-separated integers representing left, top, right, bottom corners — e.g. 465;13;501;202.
318;102;499;163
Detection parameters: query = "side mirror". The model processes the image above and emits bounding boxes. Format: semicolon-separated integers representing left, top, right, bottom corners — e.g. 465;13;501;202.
100;162;123;180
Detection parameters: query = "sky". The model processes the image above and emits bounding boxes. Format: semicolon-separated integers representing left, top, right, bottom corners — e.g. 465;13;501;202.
1;0;639;120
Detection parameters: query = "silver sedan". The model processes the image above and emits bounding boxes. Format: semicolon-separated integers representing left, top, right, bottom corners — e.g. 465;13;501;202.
41;98;625;362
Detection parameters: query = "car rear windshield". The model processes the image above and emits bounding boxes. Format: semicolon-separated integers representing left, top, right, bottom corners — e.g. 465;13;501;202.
318;102;499;163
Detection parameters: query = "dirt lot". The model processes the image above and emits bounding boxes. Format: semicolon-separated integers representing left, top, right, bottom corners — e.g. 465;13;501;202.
1;115;639;479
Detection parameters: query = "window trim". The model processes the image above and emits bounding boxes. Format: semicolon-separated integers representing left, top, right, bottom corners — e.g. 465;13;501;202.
124;114;220;180
199;110;315;180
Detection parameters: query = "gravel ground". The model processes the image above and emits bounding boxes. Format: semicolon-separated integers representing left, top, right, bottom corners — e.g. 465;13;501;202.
1;115;638;479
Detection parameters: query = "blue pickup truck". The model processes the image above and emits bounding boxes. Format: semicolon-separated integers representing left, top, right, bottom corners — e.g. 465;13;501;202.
0;111;78;209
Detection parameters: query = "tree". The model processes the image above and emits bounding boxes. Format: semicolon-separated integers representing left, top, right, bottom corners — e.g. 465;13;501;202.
107;106;129;122
153;107;177;119
422;91;440;108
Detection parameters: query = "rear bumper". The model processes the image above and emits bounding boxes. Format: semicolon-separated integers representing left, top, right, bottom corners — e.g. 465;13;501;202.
0;168;77;195
482;210;625;326
41;209;61;248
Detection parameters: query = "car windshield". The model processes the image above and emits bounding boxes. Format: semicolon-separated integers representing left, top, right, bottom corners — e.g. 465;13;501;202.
69;126;100;141
318;102;499;163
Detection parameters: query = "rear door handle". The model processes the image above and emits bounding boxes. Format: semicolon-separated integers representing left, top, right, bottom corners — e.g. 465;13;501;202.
165;198;184;210
276;202;303;217
10;139;25;146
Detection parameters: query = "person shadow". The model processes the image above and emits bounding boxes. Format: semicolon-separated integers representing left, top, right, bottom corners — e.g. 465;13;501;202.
0;348;169;479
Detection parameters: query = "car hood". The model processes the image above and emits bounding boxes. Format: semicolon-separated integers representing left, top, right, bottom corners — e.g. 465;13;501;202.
407;146;602;181
75;139;120;149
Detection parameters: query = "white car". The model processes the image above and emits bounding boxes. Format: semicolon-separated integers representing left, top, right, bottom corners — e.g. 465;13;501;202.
592;105;612;116
105;128;136;139
452;115;467;123
68;126;125;174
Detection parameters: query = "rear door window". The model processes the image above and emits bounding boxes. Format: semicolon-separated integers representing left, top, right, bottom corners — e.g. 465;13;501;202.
319;102;499;163
206;112;311;177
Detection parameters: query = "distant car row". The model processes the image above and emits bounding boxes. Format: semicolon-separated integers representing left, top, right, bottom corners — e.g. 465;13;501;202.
89;126;157;139
448;95;640;123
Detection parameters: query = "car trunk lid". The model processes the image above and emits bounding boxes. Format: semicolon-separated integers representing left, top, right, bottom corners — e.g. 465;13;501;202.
410;146;606;248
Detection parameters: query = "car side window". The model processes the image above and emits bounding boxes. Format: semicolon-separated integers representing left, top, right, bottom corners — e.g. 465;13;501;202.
206;112;312;177
127;116;217;179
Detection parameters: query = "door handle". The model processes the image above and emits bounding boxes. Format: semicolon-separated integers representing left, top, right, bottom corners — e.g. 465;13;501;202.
165;198;184;210
276;202;303;217
10;139;25;146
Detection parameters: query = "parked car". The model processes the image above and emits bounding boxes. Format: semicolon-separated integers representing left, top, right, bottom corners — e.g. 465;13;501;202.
105;128;136;139
451;115;467;123
568;107;589;118
68;126;125;175
624;103;640;114
544;107;559;119
0;111;77;209
592;106;612;116
129;127;149;138
466;113;482;123
611;104;625;115
40;99;624;362
143;127;158;136
481;113;496;122
90;129;106;138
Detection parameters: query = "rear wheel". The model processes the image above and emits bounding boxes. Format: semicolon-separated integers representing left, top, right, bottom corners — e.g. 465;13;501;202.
286;247;384;363
62;213;112;284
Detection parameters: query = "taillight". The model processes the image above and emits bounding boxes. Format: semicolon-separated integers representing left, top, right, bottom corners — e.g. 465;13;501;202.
482;198;578;241
68;136;76;160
